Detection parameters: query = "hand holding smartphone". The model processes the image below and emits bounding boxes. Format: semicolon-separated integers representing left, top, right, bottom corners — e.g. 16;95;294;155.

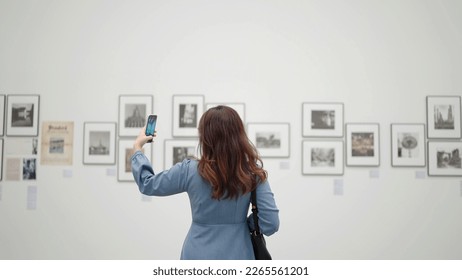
145;114;157;142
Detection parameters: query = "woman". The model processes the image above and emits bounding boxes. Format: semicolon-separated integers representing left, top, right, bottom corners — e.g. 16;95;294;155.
131;105;279;259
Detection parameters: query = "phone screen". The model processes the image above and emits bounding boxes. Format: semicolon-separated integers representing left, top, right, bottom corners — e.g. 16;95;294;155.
145;115;157;136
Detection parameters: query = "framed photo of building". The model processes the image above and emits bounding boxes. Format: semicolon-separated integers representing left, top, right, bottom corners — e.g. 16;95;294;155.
302;102;344;137
6;95;40;136
206;103;246;123
0;95;5;136
346;123;380;166
164;139;199;169
426;96;461;139
247;123;290;158
172;95;204;137
83;122;117;165
119;95;153;137
391;124;426;167
302;140;344;175
118;139;152;181
428;141;462;176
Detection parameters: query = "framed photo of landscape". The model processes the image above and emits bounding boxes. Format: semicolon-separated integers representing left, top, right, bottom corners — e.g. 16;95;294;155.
172;95;204;137
302;140;344;175
206;103;246;123
426;96;461;139
83;122;116;165
391;123;426;167
118;139;152;181
119;95;153;137
247;123;290;158
6;95;40;136
346;123;380;166
164;139;199;169
302;102;344;137
427;141;462;176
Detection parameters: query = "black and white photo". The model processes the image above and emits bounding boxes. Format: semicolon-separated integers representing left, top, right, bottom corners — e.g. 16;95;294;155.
303;140;343;175
391;124;426;167
6;95;40;136
427;96;461;139
119;95;153;137
118;139;151;181
83;122;116;165
22;158;36;180
303;102;343;137
428;141;462;176
164;139;198;169
247;123;290;158
172;95;204;137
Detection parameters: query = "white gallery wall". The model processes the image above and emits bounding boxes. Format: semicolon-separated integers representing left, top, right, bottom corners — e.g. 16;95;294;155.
0;0;461;259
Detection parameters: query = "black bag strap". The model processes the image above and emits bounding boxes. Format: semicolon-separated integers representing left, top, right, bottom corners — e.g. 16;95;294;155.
250;189;262;235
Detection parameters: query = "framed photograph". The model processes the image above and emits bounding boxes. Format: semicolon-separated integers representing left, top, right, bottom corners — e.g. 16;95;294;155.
6;95;40;136
118;139;152;182
172;95;204;137
247;123;290;158
346;123;380;166
391;124;426;167
426;96;461;139
164;139;199;169
206;103;246;122
302;102;344;137
302;140;344;175
0;95;5;136
119;95;153;137
428;141;462;176
83;122;117;165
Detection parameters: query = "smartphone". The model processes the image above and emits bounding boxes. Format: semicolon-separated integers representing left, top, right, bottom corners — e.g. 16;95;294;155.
145;114;157;137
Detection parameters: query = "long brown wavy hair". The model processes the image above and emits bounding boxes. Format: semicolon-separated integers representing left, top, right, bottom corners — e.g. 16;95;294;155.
198;105;267;200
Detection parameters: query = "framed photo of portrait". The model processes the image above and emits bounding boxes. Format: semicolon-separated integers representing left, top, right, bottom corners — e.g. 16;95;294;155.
0;95;5;136
426;96;461;139
6;95;40;136
247;123;290;158
172;95;204;137
206;103;246;123
302;102;344;137
119;95;153;137
346;123;380;166
427;141;462;176
302;140;344;175
391;123;426;167
164;139;199;169
83;122;117;165
118;139;152;182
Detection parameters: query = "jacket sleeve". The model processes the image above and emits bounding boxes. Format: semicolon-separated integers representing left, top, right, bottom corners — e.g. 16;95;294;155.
131;150;189;196
247;180;280;236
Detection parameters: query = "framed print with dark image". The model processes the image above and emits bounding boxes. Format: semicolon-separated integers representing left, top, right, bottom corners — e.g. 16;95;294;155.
6;95;40;136
426;96;461;139
346;123;380;166
247;123;290;158
118;139;152;181
0;95;5;136
302;140;344;175
428;141;462;176
83;122;117;165
173;95;204;137
302;102;344;137
206;103;246;123
391;124;426;167
164;139;199;169
119;95;153;137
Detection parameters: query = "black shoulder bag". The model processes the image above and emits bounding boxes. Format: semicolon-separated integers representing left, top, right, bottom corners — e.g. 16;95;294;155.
250;189;272;260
